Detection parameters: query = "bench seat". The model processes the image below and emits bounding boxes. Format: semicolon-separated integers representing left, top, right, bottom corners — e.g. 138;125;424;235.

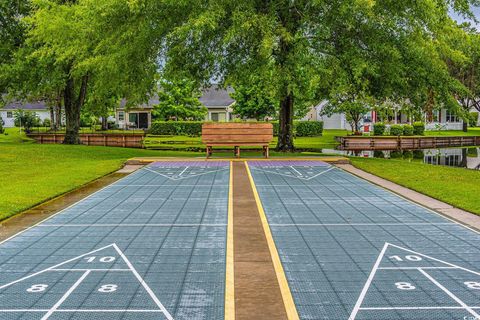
202;123;274;158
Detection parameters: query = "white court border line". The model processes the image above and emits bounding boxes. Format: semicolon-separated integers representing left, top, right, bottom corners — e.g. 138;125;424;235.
337;165;480;236
250;165;335;181
143;166;229;181
348;242;480;320
0;243;174;320
39;223;227;227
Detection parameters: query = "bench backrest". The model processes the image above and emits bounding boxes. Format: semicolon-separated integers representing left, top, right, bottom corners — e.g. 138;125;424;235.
202;123;273;145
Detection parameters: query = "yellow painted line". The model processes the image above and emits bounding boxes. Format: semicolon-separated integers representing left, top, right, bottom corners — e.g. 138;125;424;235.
224;161;235;320
129;157;348;163
244;162;300;320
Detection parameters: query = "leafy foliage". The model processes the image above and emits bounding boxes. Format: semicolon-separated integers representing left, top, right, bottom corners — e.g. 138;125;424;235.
231;80;277;120
13;109;40;133
153;79;206;121
373;123;386;136
149;121;203;136
389;124;403;136
403;125;414;136
294;121;324;137
413;122;426;135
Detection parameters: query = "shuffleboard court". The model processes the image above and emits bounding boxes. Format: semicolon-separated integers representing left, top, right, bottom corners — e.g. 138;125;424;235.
248;160;480;320
0;161;230;320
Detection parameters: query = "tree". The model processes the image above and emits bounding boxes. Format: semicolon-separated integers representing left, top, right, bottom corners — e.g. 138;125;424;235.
13;109;40;133
153;79;206;121
447;29;480;131
231;78;277;120
161;0;478;151
321;94;371;134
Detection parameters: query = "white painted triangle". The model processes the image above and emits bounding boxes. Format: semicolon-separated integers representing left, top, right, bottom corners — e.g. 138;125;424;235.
0;243;174;320
144;166;228;181
251;165;334;181
348;242;480;320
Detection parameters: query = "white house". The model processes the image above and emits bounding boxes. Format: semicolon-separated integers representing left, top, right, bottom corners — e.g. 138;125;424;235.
303;101;471;131
115;99;154;130
0;101;51;128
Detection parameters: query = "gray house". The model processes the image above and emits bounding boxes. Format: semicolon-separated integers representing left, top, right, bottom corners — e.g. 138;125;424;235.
200;86;235;122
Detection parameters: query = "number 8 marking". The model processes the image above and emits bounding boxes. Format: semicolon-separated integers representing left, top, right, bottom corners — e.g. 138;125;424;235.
98;284;117;293
27;284;48;292
464;282;480;290
395;282;416;290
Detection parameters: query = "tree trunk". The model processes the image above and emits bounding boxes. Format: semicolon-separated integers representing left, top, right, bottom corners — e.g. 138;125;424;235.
63;78;81;144
63;74;88;144
54;94;62;130
276;92;295;152
49;107;55;131
462;121;468;132
101;116;108;131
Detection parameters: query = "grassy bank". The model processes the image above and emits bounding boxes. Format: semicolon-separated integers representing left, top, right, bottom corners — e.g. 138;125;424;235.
350;157;480;215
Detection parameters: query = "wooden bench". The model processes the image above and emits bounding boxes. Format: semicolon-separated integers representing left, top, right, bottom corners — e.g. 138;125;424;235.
202;123;273;158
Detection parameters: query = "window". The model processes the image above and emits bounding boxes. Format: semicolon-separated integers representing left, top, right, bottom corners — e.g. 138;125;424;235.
118;111;125;121
211;113;219;122
6;111;13;118
445;110;459;123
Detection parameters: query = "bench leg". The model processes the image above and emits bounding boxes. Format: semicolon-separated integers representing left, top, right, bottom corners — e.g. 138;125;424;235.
264;146;269;158
234;146;240;158
206;146;212;158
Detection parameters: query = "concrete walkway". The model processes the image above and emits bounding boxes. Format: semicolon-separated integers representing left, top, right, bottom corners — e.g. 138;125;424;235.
337;164;480;231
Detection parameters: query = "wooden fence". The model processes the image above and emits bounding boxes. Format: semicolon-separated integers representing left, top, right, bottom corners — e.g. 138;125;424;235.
27;133;145;148
336;136;480;150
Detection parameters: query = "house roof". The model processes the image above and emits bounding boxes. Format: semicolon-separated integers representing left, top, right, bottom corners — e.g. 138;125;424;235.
118;86;236;110
1;101;49;111
199;86;235;107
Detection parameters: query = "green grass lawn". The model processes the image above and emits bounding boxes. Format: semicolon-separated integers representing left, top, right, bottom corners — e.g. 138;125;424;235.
350;157;480;215
424;128;480;136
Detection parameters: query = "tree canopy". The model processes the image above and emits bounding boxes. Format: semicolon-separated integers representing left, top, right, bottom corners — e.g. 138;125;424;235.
153;78;207;121
1;0;480;146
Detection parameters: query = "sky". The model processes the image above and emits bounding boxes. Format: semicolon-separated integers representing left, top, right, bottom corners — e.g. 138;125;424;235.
450;6;480;30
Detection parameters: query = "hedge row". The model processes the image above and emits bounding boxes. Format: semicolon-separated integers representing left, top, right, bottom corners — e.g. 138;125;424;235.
272;121;323;137
373;122;425;136
149;120;324;137
149;121;203;136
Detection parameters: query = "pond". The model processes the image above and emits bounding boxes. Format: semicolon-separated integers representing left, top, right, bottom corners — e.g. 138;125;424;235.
325;147;480;170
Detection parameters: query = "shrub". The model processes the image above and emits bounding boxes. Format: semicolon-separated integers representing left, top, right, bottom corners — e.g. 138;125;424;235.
294;121;323;137
0;118;4;134
390;150;403;158
389;124;403;136
413;150;424;159
42;118;51;127
403;150;413;160
13;110;40;133
413;122;425;135
373;122;386;136
149;121;203;136
468;112;478;127
403;124;414;136
272;122;279;136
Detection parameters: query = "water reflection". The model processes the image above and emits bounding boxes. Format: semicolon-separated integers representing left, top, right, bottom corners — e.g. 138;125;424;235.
327;147;480;170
